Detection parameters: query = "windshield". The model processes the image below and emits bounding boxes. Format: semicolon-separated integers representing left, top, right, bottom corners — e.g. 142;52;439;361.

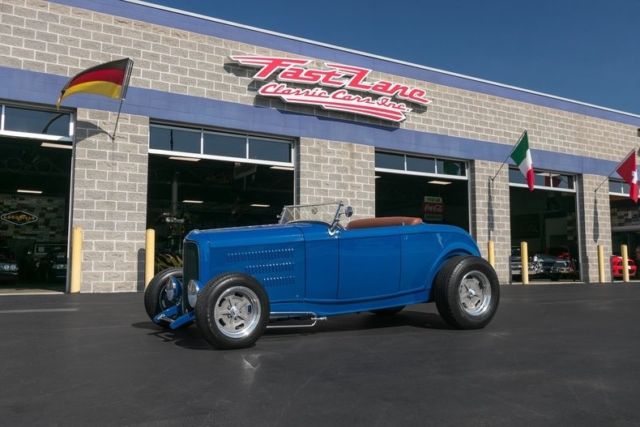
279;201;343;225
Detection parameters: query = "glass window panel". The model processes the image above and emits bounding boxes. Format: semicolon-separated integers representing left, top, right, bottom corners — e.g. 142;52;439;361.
4;106;71;137
440;160;465;176
555;175;574;189
536;173;575;189
248;138;291;162
204;132;246;158
150;126;200;153
609;180;628;194
375;152;404;170
509;168;526;184
406;156;435;173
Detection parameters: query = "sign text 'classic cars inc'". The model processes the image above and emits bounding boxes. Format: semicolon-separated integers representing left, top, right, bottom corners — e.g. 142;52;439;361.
231;56;431;122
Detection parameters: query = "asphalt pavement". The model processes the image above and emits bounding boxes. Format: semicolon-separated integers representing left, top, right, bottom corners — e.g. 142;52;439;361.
0;284;639;427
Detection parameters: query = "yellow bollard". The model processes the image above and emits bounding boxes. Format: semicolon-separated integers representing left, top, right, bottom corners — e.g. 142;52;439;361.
622;244;629;283
145;229;156;288
488;240;495;268
598;244;605;283
69;226;83;293
521;241;529;285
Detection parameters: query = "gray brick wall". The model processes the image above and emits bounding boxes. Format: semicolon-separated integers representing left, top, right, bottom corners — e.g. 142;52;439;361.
72;109;149;292
577;175;612;283
470;160;511;283
297;138;375;219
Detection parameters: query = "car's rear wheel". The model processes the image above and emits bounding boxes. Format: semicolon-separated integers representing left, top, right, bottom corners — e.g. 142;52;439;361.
195;273;270;349
144;267;183;325
434;256;499;329
370;306;405;316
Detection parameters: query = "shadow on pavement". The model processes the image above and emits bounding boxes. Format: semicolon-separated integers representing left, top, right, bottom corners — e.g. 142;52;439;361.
132;309;451;350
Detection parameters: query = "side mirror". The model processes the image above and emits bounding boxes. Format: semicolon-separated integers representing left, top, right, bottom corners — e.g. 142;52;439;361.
344;206;354;218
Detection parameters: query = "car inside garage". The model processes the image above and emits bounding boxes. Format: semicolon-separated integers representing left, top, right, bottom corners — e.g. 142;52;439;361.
0;105;73;293
609;180;640;281
509;168;580;283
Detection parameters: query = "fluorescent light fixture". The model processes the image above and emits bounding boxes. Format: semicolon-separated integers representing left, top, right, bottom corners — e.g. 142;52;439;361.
169;156;200;162
41;142;72;150
182;199;203;204
428;180;452;185
270;166;294;171
17;189;43;194
374;175;381;179
250;203;271;208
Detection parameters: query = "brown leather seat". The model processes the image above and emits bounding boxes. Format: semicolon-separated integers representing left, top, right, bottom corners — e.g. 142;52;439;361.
345;216;422;230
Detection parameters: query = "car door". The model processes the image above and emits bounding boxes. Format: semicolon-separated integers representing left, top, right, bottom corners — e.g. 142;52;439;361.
337;226;402;300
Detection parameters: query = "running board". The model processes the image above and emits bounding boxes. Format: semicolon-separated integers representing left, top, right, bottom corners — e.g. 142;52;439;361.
267;312;327;329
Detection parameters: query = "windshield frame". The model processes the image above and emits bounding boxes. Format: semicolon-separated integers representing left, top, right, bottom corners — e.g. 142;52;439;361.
279;201;344;228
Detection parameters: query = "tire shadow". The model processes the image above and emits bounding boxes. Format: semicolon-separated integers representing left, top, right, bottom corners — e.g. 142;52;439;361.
132;309;452;350
265;310;452;337
132;321;212;350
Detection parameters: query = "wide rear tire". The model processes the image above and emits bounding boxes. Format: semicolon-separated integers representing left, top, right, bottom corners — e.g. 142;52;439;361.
434;256;499;329
195;273;270;350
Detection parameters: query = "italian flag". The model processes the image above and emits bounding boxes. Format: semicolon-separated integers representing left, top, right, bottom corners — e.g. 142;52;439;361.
510;130;534;191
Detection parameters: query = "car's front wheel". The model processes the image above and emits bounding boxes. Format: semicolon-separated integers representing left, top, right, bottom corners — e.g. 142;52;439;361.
144;267;183;325
195;273;270;349
434;256;499;329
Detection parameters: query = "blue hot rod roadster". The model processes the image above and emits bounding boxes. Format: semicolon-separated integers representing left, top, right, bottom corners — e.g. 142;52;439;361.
144;201;499;349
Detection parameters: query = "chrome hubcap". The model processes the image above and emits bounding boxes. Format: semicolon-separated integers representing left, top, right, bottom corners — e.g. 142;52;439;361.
458;270;492;316
213;286;261;339
159;274;182;309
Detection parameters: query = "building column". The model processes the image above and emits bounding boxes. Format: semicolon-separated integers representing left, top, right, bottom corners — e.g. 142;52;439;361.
72;109;149;292
297;138;375;219
577;174;612;283
470;160;511;284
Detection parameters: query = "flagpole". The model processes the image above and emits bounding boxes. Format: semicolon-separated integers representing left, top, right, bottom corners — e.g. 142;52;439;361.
110;98;124;142
109;59;134;142
593;147;637;193
490;129;527;182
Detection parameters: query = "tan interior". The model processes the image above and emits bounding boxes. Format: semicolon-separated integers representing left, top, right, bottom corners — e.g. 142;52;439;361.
346;216;422;230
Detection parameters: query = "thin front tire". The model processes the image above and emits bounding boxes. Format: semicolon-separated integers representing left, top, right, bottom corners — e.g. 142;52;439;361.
144;267;183;325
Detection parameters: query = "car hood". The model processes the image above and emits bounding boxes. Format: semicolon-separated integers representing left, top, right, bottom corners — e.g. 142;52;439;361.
185;223;306;249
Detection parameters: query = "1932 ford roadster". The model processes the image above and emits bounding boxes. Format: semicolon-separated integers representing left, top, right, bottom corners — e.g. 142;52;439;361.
144;202;499;349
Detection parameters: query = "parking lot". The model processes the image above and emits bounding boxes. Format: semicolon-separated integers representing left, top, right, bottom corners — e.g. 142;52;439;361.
0;284;639;426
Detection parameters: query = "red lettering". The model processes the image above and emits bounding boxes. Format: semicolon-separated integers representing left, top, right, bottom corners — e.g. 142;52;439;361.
328;63;373;91
232;56;310;80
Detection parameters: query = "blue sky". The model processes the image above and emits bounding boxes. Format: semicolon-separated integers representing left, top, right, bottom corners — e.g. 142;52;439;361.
147;0;640;115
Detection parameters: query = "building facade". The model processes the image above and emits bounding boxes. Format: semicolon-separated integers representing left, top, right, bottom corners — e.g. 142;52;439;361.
1;0;639;292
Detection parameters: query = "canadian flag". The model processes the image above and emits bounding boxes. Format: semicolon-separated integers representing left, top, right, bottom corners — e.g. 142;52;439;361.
616;150;638;203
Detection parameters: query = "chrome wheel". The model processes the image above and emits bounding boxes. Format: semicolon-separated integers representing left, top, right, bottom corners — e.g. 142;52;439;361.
158;275;182;310
458;270;492;316
144;267;184;324
213;286;261;339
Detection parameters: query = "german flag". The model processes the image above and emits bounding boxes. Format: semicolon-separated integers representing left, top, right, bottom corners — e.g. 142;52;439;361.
56;58;134;108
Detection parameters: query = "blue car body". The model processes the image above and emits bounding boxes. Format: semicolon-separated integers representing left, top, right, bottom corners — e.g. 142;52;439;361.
159;219;480;329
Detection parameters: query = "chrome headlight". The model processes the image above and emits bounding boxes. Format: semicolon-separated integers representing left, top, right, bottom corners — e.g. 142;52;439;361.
187;280;200;308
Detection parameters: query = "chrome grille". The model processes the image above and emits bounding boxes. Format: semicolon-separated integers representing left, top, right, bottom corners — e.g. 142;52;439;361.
182;241;199;308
